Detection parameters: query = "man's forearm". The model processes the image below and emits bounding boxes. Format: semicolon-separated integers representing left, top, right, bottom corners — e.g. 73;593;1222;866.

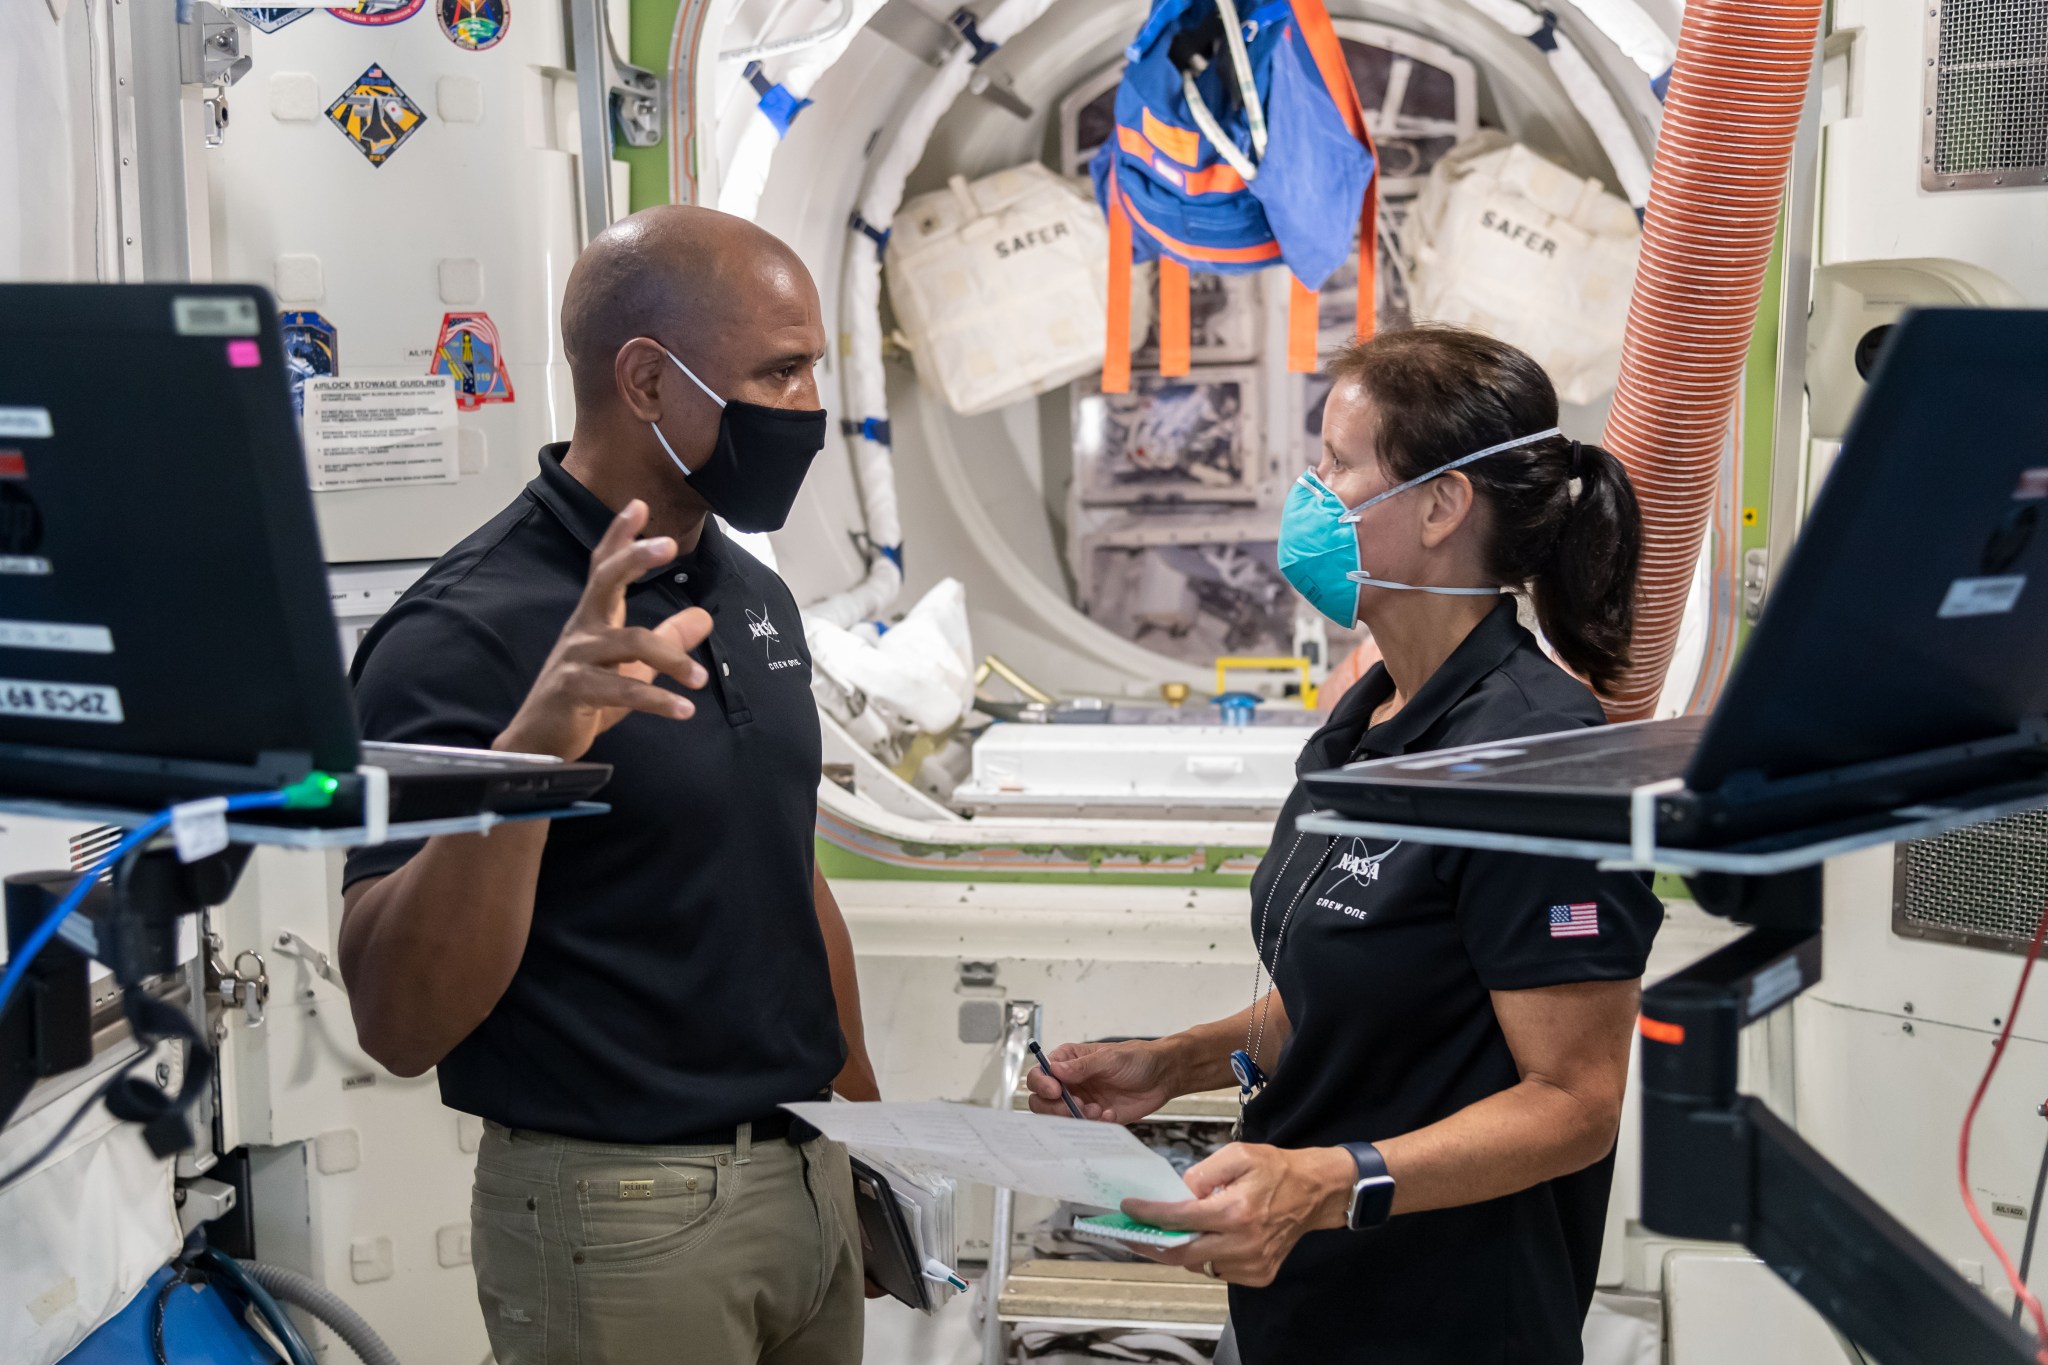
812;868;879;1101
339;821;549;1076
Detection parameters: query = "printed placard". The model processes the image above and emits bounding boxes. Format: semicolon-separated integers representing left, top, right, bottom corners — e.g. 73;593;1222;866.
172;295;261;337
1938;575;2027;619
0;407;53;439
0;678;125;724
172;797;231;863
0;556;52;576
2016;468;2048;501
0;620;114;654
301;375;459;491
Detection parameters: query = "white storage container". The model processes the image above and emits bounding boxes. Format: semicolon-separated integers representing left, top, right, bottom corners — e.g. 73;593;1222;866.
886;162;1122;416
1406;133;1641;405
954;721;1307;818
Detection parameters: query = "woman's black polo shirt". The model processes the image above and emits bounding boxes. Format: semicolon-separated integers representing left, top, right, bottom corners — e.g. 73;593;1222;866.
1231;597;1665;1365
341;445;842;1145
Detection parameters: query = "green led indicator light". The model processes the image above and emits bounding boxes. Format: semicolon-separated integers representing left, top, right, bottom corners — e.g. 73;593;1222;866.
283;771;341;809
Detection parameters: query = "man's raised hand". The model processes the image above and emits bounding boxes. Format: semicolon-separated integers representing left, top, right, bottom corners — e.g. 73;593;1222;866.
494;499;713;761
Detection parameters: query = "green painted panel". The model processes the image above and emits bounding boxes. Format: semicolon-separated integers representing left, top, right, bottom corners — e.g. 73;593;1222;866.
815;838;1260;888
1737;213;1788;649
622;0;684;210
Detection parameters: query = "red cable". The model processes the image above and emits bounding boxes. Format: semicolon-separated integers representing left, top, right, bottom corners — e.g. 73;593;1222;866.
1960;898;2048;1359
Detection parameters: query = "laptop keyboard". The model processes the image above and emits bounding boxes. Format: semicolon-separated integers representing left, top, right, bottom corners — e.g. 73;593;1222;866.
1371;727;1703;788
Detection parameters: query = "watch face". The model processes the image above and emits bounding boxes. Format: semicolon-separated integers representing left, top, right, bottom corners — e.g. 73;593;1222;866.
1349;1176;1397;1231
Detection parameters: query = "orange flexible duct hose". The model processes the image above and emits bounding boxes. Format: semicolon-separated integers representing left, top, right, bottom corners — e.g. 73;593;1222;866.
1600;0;1824;721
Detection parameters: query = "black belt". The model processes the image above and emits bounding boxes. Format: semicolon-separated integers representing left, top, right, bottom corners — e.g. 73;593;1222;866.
671;1089;830;1148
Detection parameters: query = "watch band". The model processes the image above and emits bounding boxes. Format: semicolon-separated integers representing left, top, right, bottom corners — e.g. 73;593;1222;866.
1339;1141;1396;1232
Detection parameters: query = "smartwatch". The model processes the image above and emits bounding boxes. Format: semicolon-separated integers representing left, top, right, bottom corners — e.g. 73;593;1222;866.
1338;1142;1396;1231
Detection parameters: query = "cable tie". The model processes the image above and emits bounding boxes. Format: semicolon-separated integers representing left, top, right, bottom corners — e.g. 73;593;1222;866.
949;8;999;64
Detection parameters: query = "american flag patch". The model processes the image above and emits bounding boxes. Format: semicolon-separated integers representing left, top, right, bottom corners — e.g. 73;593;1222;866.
1549;902;1599;939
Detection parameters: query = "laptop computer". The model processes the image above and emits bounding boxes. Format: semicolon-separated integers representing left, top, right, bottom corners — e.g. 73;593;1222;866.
0;282;609;824
1303;308;2048;849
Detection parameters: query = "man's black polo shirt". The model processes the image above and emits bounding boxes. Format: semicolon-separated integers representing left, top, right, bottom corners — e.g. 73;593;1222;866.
341;444;842;1144
1231;597;1665;1365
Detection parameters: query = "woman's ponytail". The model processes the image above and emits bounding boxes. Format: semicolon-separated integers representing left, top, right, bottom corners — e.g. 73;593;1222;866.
1530;441;1640;695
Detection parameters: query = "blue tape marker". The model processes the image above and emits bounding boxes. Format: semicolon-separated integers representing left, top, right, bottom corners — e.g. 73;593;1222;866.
848;213;891;255
950;7;999;64
879;544;903;570
756;83;813;137
839;416;892;445
1527;12;1559;52
1651;65;1673;101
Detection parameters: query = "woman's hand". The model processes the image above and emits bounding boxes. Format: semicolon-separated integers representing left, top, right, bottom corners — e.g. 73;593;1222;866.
1023;1040;1178;1124
1121;1144;1356;1287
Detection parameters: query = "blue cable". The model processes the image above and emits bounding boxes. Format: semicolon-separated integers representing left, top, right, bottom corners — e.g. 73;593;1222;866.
0;789;293;1024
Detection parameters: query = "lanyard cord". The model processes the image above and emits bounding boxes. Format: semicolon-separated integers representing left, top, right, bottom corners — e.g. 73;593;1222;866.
1243;828;1339;1080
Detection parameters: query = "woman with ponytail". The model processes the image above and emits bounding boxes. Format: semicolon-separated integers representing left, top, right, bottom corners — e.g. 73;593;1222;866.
1027;325;1664;1364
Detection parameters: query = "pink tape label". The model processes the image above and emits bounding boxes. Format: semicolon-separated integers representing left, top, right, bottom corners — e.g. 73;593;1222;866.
226;339;261;369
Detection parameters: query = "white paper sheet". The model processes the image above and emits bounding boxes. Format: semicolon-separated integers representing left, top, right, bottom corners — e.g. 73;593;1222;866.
783;1101;1193;1210
301;375;459;492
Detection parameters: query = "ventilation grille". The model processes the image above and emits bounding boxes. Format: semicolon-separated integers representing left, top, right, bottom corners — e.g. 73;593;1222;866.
1894;809;2048;952
1924;0;2048;190
68;824;124;874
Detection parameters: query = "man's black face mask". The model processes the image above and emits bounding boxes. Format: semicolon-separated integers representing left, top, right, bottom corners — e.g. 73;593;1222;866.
647;344;825;533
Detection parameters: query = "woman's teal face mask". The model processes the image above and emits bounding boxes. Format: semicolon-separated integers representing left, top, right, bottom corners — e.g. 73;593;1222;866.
1277;427;1561;628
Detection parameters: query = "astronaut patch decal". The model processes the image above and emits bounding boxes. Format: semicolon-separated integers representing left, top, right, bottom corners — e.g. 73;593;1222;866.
428;312;515;409
280;312;339;419
325;64;428;168
241;8;312;33
439;0;509;50
331;0;427;25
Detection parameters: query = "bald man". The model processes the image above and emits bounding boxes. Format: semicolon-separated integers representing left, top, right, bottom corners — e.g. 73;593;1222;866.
337;207;876;1365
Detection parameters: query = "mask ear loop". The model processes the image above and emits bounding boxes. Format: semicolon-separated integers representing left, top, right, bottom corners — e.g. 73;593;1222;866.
649;344;727;476
1337;426;1563;525
660;346;727;409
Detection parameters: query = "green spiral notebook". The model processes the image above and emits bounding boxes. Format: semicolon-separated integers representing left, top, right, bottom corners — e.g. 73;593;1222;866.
1073;1211;1199;1249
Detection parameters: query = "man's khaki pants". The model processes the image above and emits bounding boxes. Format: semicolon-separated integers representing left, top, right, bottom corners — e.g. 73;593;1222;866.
470;1120;864;1365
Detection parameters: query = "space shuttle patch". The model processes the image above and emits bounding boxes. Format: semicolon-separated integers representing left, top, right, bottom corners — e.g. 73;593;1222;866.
326;64;427;168
428;312;515;409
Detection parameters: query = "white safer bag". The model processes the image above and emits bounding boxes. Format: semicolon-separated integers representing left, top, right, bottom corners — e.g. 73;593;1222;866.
1404;133;1641;405
887;162;1120;417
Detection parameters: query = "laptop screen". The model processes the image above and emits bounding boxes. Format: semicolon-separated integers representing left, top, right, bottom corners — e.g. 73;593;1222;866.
1689;308;2048;789
0;284;359;781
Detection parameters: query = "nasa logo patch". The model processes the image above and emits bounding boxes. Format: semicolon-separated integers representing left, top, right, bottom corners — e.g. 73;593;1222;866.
325;64;428;168
280;311;339;418
428;312;515;409
331;0;426;25
439;0;509;50
241;8;312;33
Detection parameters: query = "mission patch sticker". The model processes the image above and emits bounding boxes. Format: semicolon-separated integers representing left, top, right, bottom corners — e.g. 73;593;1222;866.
428;312;515;409
439;0;508;50
326;64;428;168
241;8;312;32
331;0;426;24
281;311;340;418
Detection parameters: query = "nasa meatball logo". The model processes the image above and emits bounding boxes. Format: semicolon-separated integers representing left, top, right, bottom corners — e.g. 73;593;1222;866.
1317;839;1402;921
749;605;806;671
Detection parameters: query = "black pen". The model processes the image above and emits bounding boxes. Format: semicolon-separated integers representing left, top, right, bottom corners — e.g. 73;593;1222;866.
1030;1040;1085;1119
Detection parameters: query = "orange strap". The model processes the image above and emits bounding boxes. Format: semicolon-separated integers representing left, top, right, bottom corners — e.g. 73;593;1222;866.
1103;170;1134;393
1291;0;1379;339
1124;190;1283;265
1356;172;1378;340
1159;258;1192;377
1287;275;1318;373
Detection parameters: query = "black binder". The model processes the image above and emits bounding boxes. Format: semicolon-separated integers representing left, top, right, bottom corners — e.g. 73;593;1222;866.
850;1155;930;1311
